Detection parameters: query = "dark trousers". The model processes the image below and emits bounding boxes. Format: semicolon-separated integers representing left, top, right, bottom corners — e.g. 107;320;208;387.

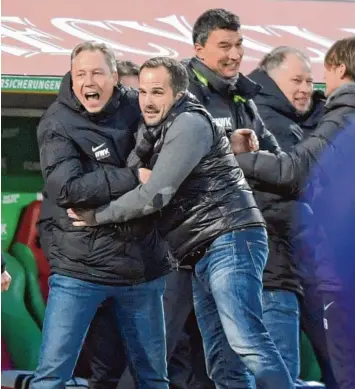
300;284;338;389
78;299;127;389
322;290;355;389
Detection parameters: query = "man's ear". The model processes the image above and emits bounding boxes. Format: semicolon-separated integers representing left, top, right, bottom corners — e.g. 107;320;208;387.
175;91;185;100
338;63;347;79
194;43;205;60
113;71;119;84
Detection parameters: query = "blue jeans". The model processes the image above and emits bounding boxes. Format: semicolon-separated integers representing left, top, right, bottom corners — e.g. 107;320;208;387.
30;274;169;389
192;227;295;389
263;290;300;382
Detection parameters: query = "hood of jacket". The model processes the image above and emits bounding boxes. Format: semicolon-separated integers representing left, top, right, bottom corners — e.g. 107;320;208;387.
325;81;355;111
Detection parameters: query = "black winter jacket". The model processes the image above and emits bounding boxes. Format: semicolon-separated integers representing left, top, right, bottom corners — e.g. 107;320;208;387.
247;69;325;294
37;72;170;285
184;59;294;288
184;58;280;153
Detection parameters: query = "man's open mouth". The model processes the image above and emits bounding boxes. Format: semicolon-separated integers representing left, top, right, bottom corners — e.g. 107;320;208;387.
85;92;100;100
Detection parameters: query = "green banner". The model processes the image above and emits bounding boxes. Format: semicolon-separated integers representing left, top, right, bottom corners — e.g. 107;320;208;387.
1;74;325;94
1;75;62;94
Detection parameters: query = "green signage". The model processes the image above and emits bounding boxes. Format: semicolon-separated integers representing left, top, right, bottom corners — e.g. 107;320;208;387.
1;75;62;94
1;74;326;94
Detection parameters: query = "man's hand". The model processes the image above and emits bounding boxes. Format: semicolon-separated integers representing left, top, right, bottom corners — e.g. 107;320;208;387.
231;129;259;154
67;208;98;227
139;168;152;184
1;270;11;292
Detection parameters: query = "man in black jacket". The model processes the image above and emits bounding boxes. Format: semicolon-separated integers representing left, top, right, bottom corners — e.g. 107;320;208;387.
69;57;295;389
31;41;170;389
181;9;299;385
234;37;355;389
247;46;325;382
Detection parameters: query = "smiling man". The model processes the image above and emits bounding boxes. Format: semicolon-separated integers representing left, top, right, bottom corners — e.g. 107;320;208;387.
241;47;327;383
183;9;280;154
31;41;170;389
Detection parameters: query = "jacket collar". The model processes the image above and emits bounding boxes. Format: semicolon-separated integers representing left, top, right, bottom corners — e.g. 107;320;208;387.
189;57;261;101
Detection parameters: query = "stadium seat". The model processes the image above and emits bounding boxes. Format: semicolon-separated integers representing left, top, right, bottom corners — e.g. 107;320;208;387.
1;252;42;370
11;200;49;326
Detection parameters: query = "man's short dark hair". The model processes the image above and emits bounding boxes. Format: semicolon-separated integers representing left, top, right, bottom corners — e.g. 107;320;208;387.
116;60;139;77
192;9;241;46
139;57;189;96
325;37;355;81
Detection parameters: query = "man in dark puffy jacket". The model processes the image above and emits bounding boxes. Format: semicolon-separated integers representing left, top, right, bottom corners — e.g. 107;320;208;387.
69;56;295;389
234;36;355;389
31;41;170;389
247;46;326;383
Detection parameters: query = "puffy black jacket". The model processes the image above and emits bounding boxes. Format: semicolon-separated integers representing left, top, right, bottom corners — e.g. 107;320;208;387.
247;69;325;294
37;72;170;285
136;93;265;265
236;82;355;290
184;58;280;153
249;69;325;144
37;195;54;259
184;59;295;287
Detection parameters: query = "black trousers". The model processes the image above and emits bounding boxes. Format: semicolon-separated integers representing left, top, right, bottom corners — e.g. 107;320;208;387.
301;284;338;389
322;290;355;389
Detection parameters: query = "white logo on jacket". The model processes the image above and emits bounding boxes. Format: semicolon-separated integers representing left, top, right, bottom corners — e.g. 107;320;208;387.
213;117;232;130
92;143;111;160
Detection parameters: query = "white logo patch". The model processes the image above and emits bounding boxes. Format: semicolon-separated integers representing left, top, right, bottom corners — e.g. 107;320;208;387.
95;148;111;160
213;117;232;129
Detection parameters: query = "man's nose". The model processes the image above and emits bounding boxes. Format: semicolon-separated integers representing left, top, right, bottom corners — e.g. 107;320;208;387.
228;46;241;61
83;72;94;86
142;93;153;106
300;80;311;93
